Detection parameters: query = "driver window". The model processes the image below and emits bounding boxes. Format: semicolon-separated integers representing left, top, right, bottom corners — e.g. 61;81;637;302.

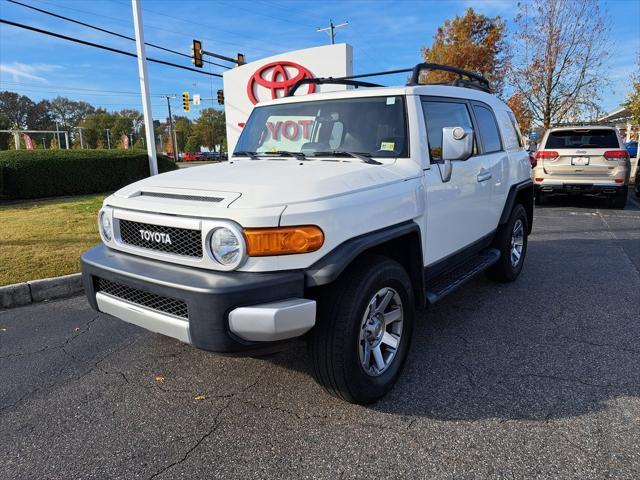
422;101;475;160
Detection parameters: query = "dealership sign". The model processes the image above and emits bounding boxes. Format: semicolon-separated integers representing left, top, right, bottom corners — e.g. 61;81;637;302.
223;44;353;152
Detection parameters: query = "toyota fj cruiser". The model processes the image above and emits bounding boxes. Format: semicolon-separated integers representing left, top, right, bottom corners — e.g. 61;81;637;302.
532;125;631;208
81;63;533;404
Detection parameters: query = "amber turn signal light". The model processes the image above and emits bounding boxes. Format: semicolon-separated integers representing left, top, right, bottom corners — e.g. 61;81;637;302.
243;226;324;256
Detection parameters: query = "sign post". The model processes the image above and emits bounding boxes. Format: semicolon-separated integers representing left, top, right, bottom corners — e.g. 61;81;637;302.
131;0;158;176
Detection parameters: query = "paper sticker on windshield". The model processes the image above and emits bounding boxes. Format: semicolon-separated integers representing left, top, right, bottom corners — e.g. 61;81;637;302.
386;97;396;105
380;141;395;151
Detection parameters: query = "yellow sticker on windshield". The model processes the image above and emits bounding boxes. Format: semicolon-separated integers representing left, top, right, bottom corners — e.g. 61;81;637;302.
380;141;395;151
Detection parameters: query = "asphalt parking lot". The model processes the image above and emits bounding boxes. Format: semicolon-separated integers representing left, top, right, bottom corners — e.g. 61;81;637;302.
1;192;639;479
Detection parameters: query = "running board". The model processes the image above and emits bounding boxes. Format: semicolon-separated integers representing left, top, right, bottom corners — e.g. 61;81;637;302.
425;248;500;304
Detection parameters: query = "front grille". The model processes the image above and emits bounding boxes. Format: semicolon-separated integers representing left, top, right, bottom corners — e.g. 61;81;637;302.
118;219;202;258
97;278;188;319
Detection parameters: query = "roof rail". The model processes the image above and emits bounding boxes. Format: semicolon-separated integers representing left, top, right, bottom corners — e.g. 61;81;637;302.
408;63;491;93
286;77;383;97
285;63;491;98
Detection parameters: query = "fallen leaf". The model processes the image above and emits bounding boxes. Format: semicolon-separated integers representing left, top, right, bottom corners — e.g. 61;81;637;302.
154;375;165;383
194;395;206;401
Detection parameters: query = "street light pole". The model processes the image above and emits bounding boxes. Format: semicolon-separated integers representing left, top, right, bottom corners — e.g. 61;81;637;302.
132;0;159;175
105;128;111;149
75;126;84;149
55;121;61;148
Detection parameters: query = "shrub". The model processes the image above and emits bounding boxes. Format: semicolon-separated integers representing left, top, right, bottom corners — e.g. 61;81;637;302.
0;149;177;201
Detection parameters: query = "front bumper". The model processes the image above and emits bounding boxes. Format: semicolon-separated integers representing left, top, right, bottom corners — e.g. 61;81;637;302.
81;245;315;354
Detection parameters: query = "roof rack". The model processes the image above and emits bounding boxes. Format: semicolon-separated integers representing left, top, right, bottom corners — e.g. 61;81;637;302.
286;63;491;97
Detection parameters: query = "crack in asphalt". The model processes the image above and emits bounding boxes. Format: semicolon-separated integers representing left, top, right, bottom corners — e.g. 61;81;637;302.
0;314;100;360
146;365;269;479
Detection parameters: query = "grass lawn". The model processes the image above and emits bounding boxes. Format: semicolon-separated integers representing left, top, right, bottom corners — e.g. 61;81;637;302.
0;194;106;286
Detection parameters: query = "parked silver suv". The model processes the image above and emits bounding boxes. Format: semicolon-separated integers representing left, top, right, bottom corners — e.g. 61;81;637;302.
532;125;630;209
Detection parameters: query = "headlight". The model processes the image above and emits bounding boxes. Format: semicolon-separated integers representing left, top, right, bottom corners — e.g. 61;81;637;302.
209;227;245;268
99;211;112;241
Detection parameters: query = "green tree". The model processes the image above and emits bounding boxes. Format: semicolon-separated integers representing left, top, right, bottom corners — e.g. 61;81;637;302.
421;8;509;95
190;108;226;152
0;91;35;128
173;116;193;152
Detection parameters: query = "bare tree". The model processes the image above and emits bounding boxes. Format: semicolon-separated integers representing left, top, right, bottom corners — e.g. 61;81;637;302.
510;0;609;128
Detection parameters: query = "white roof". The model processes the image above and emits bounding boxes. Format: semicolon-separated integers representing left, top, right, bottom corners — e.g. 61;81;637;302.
258;84;506;110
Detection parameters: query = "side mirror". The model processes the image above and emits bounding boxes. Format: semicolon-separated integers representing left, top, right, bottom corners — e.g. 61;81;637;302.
442;126;473;161
437;126;473;183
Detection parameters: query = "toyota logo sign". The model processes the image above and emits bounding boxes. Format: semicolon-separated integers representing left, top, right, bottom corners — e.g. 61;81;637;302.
246;61;316;105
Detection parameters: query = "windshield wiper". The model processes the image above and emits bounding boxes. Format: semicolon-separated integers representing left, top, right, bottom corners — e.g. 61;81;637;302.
257;150;307;160
234;151;258;159
312;151;382;165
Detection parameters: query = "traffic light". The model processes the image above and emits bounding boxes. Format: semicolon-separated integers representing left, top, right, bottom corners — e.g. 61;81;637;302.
236;53;245;66
182;91;190;112
192;40;203;68
217;89;224;105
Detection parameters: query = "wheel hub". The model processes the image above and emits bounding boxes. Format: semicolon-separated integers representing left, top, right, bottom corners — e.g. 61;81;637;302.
364;313;385;345
358;287;404;377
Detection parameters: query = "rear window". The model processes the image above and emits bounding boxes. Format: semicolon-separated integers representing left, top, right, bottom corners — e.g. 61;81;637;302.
545;129;619;149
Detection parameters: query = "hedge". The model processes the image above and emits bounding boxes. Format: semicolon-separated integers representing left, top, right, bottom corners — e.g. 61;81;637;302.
0;149;177;201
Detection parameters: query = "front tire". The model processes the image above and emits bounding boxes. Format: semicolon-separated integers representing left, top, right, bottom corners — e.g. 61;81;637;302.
309;256;415;404
486;203;529;282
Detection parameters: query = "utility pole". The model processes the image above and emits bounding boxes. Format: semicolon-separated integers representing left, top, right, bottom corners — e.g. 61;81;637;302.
132;0;158;175
317;19;348;45
75;126;84;149
105;129;111;149
162;95;179;160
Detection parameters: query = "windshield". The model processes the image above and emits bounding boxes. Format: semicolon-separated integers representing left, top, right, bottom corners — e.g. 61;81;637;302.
234;95;408;158
545;129;619;149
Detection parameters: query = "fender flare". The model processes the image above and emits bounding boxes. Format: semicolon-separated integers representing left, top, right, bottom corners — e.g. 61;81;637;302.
304;221;422;288
499;179;534;233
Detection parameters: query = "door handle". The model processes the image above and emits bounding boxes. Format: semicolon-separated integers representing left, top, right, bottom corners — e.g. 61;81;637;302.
477;170;492;182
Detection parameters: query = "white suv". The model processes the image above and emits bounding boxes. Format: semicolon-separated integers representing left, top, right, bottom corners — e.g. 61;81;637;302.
82;63;533;404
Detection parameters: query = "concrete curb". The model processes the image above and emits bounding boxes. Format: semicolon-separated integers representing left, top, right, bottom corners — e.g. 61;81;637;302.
0;273;83;310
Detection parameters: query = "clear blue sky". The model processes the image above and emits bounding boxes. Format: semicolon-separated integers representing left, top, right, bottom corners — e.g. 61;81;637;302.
1;0;638;121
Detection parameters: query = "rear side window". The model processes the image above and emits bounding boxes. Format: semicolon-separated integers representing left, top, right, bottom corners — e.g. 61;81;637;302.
473;105;502;153
545;129;619;149
422;101;475;160
506;111;524;148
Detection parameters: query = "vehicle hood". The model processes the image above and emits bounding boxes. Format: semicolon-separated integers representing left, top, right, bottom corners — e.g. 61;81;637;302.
113;158;408;209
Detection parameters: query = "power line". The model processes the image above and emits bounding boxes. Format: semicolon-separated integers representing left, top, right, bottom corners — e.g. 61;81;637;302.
0;81;173;97
20;0;274;55
5;0;231;70
0;18;223;78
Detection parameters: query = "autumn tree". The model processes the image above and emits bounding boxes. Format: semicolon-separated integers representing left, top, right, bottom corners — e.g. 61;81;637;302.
506;93;533;133
624;55;640;127
421;8;509;95
510;0;609;129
